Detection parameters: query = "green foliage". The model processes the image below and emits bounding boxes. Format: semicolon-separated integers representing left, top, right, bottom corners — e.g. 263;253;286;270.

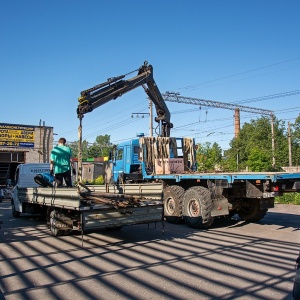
224;116;290;171
275;193;300;205
90;175;104;185
67;135;112;159
247;148;272;172
88;134;112;158
291;115;300;144
291;115;300;165
68;140;89;160
196;142;223;172
78;175;105;185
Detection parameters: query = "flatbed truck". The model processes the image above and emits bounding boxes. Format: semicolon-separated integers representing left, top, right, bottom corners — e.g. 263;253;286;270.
105;135;300;228
11;163;163;236
76;62;300;229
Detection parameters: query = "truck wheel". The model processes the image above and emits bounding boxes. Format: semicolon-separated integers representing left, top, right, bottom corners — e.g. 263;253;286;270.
49;211;63;237
183;186;214;229
11;199;20;218
164;185;184;224
238;199;267;222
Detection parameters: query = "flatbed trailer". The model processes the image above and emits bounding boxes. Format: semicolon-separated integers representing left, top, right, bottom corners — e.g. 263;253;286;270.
144;171;300;184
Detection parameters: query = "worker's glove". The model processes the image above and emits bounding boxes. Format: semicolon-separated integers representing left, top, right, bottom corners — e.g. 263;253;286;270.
72;168;76;176
50;170;54;176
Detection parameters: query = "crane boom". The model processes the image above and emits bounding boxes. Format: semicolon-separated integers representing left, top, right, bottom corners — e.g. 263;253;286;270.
77;61;173;137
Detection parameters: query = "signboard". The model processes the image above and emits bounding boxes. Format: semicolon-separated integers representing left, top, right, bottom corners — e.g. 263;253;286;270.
0;123;35;147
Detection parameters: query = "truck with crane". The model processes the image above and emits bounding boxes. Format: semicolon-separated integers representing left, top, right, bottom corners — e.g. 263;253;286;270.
76;61;300;229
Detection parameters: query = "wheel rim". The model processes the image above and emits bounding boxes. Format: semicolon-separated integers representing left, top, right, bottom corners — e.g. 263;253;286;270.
188;198;200;217
166;197;175;215
50;215;56;233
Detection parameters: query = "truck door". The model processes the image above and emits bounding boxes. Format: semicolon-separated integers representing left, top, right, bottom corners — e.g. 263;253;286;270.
12;166;22;212
124;145;131;174
113;147;124;182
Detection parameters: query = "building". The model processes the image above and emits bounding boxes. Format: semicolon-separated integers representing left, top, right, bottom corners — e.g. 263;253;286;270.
0;122;53;186
82;162;105;182
73;157;106;182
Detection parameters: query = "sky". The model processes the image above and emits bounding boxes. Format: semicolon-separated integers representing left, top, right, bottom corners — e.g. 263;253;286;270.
1;0;299;151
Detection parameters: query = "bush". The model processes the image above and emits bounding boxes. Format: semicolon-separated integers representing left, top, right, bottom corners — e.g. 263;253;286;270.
91;175;104;185
275;193;300;205
74;176;105;186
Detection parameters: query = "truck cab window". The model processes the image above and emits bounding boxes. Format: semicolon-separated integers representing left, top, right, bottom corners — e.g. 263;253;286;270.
117;148;123;160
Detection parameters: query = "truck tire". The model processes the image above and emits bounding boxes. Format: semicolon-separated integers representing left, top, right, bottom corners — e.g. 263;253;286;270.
183;186;214;229
164;185;184;224
238;199;267;222
11;199;20;218
49;210;63;237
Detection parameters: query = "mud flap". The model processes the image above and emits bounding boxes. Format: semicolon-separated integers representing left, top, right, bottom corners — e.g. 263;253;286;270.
259;198;274;210
211;198;229;217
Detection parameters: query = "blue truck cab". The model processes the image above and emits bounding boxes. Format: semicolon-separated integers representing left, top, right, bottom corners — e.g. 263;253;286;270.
111;137;142;183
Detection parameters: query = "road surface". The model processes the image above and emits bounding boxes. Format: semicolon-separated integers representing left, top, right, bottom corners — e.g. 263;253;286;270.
0;200;299;300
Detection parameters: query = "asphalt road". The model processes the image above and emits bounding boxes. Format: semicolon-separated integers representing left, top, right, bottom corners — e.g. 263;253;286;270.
0;199;299;300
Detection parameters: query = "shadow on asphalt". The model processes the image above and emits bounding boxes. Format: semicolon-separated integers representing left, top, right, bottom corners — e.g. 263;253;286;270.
1;199;298;300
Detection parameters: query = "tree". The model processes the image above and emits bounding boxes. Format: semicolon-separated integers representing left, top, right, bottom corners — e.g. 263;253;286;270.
224;116;288;171
291;114;300;166
88;134;112;158
67;140;89;160
247;148;272;172
196;142;223;172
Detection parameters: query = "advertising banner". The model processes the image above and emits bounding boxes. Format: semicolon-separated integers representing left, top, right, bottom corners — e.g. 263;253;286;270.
0;123;35;147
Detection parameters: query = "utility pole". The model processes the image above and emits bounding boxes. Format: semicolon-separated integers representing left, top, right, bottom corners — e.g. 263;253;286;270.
288;122;292;167
271;114;275;168
149;98;153;137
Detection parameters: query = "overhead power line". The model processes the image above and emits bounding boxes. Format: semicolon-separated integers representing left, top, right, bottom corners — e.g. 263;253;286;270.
176;56;300;91
234;90;300;105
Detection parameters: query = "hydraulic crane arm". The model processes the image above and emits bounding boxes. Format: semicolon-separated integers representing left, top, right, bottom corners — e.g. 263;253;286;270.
77;61;173;137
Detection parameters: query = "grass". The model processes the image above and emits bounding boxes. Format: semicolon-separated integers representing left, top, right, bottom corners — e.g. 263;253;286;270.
275;193;300;205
